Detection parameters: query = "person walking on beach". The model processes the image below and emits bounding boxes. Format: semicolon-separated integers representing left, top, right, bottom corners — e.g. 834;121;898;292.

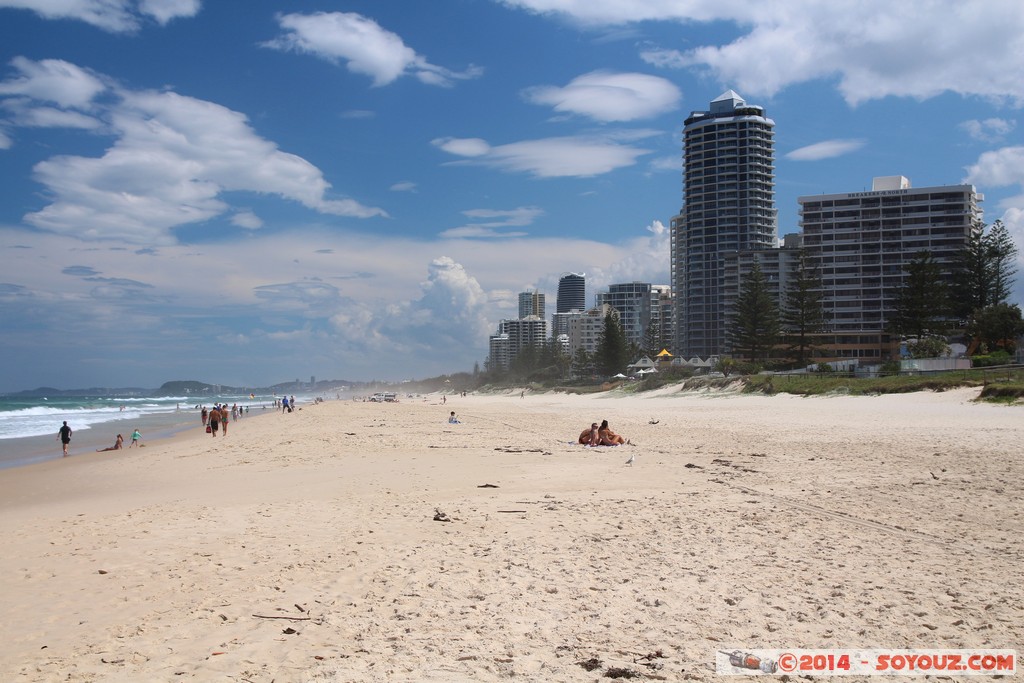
130;428;142;447
201;407;208;426
208;406;220;437
58;421;73;456
220;405;229;436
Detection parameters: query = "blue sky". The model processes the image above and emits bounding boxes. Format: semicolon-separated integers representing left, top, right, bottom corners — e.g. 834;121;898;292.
1;0;1022;391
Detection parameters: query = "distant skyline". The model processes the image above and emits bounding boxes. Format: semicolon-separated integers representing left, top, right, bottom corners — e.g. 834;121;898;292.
1;1;1022;391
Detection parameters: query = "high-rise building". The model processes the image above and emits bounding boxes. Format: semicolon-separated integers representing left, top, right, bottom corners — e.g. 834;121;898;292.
568;304;618;357
798;176;983;361
556;273;586;313
518;290;545;319
672;90;776;359
650;284;674;353
487;316;548;372
596;282;653;349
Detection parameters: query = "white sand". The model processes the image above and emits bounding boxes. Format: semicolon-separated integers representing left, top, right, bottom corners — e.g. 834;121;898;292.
0;387;1021;681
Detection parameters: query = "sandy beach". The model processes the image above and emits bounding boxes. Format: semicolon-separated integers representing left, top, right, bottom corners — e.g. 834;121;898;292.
0;386;1021;682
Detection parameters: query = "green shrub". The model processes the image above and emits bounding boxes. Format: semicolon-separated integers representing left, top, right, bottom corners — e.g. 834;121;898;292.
972;350;1013;367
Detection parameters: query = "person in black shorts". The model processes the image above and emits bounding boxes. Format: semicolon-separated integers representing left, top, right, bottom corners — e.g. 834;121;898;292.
58;421;72;456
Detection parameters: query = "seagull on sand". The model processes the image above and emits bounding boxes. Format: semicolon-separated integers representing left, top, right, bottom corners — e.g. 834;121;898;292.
625;452;635;466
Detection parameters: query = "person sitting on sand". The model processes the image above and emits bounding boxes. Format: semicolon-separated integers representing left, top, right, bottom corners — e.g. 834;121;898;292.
448;411;461;424
598;419;627;446
578;423;600;446
97;434;124;452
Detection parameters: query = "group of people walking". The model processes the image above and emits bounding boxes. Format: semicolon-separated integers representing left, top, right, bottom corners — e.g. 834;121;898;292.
578;419;628;446
201;404;236;437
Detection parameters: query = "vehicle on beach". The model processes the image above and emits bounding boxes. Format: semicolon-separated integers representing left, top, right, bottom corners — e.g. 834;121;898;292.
369;392;398;403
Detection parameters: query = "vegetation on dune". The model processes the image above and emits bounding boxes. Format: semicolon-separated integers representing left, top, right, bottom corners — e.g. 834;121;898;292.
741;369;1024;402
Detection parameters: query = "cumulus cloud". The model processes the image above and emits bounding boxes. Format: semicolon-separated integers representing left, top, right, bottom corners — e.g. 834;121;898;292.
522;70;681;122
0;214;672;386
502;1;1024;106
0;57;106;109
433;132;654;178
964;146;1024;193
960;118;1016;142
264;12;482;87
440;206;544;238
0;0;200;32
786;139;866;161
0;57;386;243
327;256;494;365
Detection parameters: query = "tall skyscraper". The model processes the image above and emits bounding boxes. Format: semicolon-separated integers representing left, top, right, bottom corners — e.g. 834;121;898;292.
556;273;586;313
672;90;776;358
518;290;545;319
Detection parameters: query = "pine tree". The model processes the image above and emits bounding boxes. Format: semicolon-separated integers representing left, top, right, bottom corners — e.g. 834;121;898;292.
781;250;827;366
953;220;1019;319
891;251;949;340
988;220;1018;306
571;347;593;379
642;320;662;360
594;312;630;376
728;261;780;363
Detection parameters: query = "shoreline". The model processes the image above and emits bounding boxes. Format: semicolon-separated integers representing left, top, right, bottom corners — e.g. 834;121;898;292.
1;388;1020;682
0;401;281;471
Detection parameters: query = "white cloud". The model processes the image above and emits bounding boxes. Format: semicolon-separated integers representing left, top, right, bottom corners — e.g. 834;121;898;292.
389;181;417;192
231;210;263;230
786;139;865;161
964;146;1024;192
138;0;200;25
0;0;199;32
265;12;482;87
648;155;679;172
3;101;102;129
439;206;544;238
0;128;11;148
0;217;671;384
431;137;491;157
503;1;1024;106
0;57;106;109
960;118;1016;142
522;70;681;122
434;133;653;178
0;58;386;242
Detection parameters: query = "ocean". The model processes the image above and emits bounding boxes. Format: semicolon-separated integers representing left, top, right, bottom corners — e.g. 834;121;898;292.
0;393;283;470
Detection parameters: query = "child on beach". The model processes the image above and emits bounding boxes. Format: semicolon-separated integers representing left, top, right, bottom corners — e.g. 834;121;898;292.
448;411;461;424
130;428;142;447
